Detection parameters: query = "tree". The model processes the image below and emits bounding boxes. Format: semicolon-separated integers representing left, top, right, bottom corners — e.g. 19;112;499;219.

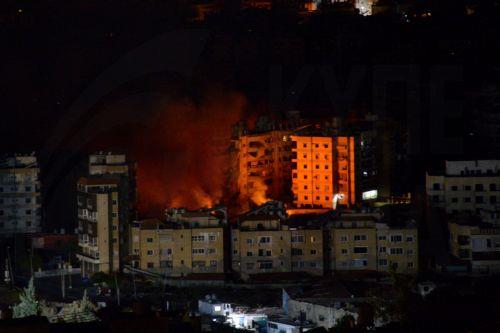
12;278;41;318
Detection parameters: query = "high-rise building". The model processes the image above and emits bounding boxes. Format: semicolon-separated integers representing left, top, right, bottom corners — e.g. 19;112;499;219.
76;152;136;276
76;177;121;276
235;130;293;207
0;154;41;234
291;136;357;209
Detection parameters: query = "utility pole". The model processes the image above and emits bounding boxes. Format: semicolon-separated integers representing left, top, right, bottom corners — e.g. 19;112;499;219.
6;246;14;288
132;272;137;299
114;273;120;307
59;262;65;299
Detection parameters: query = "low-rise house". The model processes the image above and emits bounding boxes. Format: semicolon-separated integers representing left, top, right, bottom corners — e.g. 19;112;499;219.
267;316;316;333
198;295;233;317
283;285;364;330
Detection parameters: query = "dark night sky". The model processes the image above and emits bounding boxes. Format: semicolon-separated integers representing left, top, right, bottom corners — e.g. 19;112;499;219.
1;0;500;229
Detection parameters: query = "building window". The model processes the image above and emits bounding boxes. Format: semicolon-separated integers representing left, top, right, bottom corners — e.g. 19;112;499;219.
340;235;348;242
259;236;271;244
354;235;367;241
246;263;255;270
192;235;205;242
146;237;154;243
407;249;414;255
390;235;403;243
406;236;414;242
341;248;348;255
432;183;440;190
489;184;496;191
490;196;497;204
247;251;253;257
147;250;154;256
378;235;386;241
379;247;386;253
407;262;414;268
291;248;303;255
451;197;458;203
25;186;32;192
246;238;253;244
291;235;305;243
353;247;368;254
476;196;484;204
258;249;272;257
192;248;205;254
207;248;216;254
379;259;388;266
464;185;472;191
259;261;273;269
464;197;471;203
451;185;458;191
390;248;404;255
475;184;484;191
310;249;317;255
147;262;154;268
233;250;238;255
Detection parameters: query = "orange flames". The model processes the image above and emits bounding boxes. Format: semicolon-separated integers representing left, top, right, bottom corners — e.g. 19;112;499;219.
134;89;246;215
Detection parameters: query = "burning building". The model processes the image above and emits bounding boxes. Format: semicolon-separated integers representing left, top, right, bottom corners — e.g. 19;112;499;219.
291;135;357;209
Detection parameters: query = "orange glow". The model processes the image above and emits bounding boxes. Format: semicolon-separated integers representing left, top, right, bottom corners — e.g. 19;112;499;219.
291;135;356;209
134;89;247;215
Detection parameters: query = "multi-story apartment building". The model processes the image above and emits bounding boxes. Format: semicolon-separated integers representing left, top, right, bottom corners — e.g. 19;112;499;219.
291;136;356;209
375;221;418;273
0;154;41;234
129;211;226;276
234;130;293;207
76;177;120;276
426;160;500;224
76;152;136;276
231;215;324;278
327;213;418;274
448;216;500;274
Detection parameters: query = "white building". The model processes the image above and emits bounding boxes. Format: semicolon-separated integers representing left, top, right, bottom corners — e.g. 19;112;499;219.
227;311;268;331
426;160;500;224
198;295;233;317
0;154;41;234
267;316;316;333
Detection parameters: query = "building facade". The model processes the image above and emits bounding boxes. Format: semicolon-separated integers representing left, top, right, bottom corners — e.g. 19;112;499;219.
129;217;225;276
76;152;136;276
291;136;356;209
231;215;324;278
76;177;121;276
328;213;418;274
426;160;500;224
0;154;41;234
448;218;500;274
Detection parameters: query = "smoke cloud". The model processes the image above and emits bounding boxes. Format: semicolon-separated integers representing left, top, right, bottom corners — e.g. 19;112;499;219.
133;89;247;215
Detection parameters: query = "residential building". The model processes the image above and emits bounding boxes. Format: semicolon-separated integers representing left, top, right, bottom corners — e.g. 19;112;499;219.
448;216;500;274
375;221;418;273
129;209;226;276
426;160;500;224
76;152;136;276
291;135;356;209
0;154;41;234
231;214;324;278
234;128;293;207
76;177;121;276
328;213;378;271
327;211;418;274
283;286;362;330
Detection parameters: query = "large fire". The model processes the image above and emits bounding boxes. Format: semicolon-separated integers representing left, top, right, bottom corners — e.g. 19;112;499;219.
134;90;246;215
